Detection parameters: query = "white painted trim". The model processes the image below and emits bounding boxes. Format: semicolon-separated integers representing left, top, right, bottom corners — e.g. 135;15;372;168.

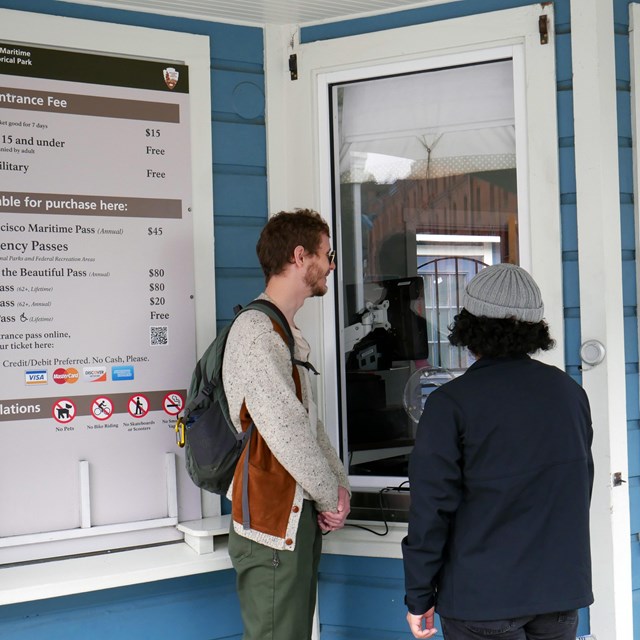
79;460;92;529
0;542;233;606
312;597;320;640
0;518;179;548
321;521;406;559
166;453;179;519
574;1;633;638
58;0;465;29
265;23;297;215
177;514;230;554
266;4;564;485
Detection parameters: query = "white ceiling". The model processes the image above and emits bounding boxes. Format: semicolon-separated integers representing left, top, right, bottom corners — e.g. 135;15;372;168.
58;0;450;27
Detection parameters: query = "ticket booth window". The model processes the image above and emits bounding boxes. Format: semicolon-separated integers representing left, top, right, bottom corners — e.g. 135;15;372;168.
331;59;520;479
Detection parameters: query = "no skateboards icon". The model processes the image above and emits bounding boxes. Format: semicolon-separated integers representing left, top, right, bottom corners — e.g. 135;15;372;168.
128;394;149;418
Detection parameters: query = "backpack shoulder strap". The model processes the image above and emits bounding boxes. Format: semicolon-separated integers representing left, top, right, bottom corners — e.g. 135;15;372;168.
241;299;318;375
241;299;293;350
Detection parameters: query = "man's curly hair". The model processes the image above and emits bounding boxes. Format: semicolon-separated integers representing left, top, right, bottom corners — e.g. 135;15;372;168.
448;308;555;358
256;208;330;283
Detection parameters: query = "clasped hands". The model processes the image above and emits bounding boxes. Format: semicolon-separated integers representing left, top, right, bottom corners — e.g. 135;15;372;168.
318;485;350;532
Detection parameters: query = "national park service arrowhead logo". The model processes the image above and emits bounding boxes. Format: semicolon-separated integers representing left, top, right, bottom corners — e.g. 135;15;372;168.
163;67;179;90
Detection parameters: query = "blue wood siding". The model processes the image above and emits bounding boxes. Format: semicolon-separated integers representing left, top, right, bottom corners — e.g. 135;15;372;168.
0;573;242;639
615;2;640;638
319;555;410;638
300;0;540;44
554;5;583;385
319;555;589;638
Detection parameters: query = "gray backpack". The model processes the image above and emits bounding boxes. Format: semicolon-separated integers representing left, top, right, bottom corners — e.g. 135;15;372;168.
175;299;297;499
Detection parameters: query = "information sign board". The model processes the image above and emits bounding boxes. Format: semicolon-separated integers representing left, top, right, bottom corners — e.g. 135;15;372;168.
0;42;199;537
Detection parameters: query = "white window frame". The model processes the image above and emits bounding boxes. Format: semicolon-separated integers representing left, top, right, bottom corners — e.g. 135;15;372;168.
0;9;215;567
327;50;527;488
266;4;563;490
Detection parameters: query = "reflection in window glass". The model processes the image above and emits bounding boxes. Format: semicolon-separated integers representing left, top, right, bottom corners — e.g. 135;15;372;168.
332;60;519;478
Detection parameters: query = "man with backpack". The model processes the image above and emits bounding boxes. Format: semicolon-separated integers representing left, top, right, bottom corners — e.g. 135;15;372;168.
222;208;351;640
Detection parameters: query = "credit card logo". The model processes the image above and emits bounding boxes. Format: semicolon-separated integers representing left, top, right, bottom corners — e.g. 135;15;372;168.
83;366;107;382
111;365;134;381
52;367;79;384
25;369;48;385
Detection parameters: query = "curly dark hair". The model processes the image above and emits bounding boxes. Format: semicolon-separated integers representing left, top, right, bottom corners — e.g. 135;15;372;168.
256;208;330;283
448;308;555;358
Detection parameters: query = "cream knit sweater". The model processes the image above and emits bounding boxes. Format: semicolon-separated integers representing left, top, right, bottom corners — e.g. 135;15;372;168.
222;294;349;550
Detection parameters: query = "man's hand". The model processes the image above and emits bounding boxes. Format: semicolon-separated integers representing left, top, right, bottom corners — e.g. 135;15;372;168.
318;486;351;532
406;607;438;639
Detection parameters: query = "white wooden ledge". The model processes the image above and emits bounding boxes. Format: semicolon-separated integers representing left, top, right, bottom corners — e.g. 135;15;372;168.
0;540;232;606
177;515;231;554
0;517;407;606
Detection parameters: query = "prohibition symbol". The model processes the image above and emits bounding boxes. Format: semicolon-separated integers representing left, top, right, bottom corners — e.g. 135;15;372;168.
163;392;184;416
53;398;76;424
91;396;114;421
128;394;150;418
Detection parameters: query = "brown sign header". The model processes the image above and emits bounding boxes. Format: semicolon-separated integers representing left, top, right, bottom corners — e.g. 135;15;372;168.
1;192;183;219
0;87;180;123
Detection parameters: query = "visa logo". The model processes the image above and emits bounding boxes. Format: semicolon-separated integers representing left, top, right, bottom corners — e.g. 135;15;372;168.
25;369;47;385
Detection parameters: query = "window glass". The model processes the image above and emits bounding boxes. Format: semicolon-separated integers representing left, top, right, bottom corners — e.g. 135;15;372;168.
332;59;518;478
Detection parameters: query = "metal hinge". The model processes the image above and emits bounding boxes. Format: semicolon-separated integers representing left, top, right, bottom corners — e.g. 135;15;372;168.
613;472;627;487
289;53;298;81
539;14;549;45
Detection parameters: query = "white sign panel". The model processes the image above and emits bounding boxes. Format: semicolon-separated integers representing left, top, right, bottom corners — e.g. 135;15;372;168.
0;42;198;537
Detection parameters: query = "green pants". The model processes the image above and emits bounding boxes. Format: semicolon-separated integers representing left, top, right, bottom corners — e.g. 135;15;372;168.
228;500;322;640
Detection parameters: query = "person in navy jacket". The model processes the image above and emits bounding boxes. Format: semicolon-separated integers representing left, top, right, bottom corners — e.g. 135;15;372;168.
402;263;594;640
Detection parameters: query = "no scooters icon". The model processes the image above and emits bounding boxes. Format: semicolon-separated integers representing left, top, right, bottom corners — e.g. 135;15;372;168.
128;394;150;418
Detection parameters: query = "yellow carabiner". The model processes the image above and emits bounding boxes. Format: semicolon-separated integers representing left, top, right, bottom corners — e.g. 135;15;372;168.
175;416;186;448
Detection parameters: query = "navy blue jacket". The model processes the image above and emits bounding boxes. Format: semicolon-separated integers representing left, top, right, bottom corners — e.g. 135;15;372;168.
402;356;594;620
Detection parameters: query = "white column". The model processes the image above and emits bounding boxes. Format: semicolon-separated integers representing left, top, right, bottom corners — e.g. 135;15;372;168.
264;23;299;215
571;0;633;637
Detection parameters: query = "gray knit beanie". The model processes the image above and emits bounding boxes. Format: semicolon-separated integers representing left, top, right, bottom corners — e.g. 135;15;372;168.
462;263;544;322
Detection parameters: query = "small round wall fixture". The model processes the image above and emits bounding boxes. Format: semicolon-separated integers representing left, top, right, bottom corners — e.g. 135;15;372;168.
579;339;606;367
232;81;265;120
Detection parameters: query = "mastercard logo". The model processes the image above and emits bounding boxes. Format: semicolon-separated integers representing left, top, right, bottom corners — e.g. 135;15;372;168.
53;367;79;384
